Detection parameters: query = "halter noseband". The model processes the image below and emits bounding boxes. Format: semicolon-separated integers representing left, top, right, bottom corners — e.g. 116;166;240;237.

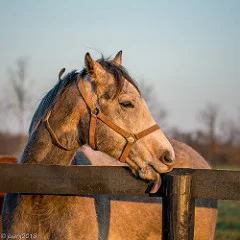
44;75;160;163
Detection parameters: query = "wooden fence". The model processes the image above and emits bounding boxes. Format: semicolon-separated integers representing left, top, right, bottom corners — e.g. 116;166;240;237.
0;163;239;240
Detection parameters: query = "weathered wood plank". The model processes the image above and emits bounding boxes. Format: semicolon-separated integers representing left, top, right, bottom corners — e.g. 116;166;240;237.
152;168;240;200
0;164;239;200
192;169;240;200
0;163;148;196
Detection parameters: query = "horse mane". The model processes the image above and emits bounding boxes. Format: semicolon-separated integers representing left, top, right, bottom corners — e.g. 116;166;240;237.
29;56;140;135
29;70;78;135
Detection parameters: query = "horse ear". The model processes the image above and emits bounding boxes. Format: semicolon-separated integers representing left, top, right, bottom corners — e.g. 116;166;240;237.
112;50;122;65
84;52;104;78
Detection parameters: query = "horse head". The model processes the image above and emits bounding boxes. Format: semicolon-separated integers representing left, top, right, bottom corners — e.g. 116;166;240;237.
23;51;175;190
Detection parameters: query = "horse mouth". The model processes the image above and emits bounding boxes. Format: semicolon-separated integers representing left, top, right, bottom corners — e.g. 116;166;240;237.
138;165;162;194
145;180;162;194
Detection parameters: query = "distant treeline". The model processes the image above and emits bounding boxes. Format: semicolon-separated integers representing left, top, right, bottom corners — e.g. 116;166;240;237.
169;128;240;167
0;132;27;157
0;130;239;167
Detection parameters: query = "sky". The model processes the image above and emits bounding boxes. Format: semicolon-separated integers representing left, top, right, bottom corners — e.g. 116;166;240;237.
0;0;239;133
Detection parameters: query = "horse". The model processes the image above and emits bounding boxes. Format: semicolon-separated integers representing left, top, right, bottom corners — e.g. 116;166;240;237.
78;142;218;240
2;51;176;240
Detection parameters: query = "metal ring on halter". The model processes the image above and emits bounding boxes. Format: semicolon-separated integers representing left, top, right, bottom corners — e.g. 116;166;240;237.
91;107;100;116
127;136;136;143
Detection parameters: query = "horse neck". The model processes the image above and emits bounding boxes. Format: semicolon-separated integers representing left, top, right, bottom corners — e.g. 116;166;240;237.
20;78;93;165
20;123;76;165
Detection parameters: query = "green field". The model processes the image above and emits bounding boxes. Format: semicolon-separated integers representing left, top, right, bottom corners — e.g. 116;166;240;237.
213;166;240;239
215;200;240;239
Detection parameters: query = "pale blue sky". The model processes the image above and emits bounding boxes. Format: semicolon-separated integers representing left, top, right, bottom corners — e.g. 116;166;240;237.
0;0;239;132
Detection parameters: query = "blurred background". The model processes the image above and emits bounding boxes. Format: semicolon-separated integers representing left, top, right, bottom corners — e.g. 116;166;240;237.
0;1;239;239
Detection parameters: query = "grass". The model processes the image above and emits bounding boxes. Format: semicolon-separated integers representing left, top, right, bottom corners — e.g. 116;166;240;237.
212;165;240;239
215;200;240;240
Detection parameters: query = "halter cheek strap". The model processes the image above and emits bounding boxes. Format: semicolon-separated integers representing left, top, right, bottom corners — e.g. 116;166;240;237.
77;79;160;163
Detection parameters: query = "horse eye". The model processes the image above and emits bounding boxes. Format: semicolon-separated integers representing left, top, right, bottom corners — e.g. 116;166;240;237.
120;101;134;108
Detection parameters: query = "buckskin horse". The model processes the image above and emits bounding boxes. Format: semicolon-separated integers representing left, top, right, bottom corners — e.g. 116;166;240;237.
3;51;178;239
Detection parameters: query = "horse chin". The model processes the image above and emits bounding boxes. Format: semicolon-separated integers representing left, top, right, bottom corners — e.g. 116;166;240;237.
137;165;162;193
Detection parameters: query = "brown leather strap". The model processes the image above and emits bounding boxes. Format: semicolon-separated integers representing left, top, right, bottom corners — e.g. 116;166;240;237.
90;112;160;163
44;111;78;151
97;112;132;139
135;124;160;140
118;125;160;162
119;142;135;162
89;113;97;149
78;79;97;113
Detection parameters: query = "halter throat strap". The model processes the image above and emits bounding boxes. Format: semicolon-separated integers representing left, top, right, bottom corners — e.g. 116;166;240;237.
44;110;78;151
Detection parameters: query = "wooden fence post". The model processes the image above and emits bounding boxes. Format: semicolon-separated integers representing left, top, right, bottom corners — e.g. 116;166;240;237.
162;169;196;240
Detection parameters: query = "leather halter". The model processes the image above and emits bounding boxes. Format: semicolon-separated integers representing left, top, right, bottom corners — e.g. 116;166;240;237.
44;76;160;162
77;78;160;163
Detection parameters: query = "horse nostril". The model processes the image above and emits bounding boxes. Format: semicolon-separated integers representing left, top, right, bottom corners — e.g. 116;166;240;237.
161;151;175;166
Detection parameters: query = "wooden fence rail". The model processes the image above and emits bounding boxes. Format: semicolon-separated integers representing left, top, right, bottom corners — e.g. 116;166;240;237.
0;163;239;240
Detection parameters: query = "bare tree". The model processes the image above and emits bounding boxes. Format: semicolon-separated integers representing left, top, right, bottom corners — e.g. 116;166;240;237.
7;57;33;134
197;103;220;165
220;107;240;147
0;57;34;152
197;103;219;146
139;80;168;130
